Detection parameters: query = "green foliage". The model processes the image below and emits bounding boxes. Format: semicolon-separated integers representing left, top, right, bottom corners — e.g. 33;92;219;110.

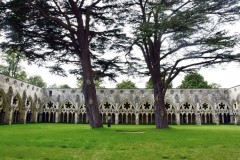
146;78;173;89
0;49;27;80
0;124;240;159
125;0;240;91
59;84;71;89
0;0;128;80
27;75;46;88
77;80;105;89
116;80;137;89
178;72;218;89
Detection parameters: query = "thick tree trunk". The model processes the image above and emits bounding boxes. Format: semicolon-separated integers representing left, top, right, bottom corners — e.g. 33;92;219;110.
152;72;168;129
80;51;102;128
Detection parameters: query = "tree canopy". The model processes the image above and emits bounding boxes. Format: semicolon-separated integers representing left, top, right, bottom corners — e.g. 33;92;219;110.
59;84;71;89
179;72;212;89
27;75;47;88
146;78;172;89
0;49;27;80
0;0;129;128
116;80;137;89
124;0;240;128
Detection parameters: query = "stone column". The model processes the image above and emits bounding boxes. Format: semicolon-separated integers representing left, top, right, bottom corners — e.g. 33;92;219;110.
35;111;38;123
55;111;59;123
67;112;69;123
135;113;139;125
196;113;201;125
8;109;13;125
196;103;201;125
175;113;180;125
23;110;27;124
115;103;118;125
215;113;219;125
74;112;78;124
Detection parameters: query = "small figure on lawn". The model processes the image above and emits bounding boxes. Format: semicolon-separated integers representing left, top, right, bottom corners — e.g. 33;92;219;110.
107;114;111;127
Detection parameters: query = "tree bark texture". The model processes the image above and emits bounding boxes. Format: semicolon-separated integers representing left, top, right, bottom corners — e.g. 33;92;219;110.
80;49;102;128
152;69;168;129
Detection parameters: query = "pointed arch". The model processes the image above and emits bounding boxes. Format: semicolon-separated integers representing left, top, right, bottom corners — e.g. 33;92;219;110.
0;89;8;124
165;99;176;114
216;100;231;110
118;100;135;114
59;99;76;111
99;100;116;112
12;93;23;111
25;96;34;123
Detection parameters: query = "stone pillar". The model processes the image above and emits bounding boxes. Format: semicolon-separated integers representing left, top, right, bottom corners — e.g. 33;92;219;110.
35;111;38;123
215;114;219;125
8;109;13;125
23;110;27;124
175;113;180;125
67;112;69;123
55;111;59;123
74;112;78;124
196;113;201;125
135;114;139;125
196;103;201;125
115;103;118;125
115;113;118;125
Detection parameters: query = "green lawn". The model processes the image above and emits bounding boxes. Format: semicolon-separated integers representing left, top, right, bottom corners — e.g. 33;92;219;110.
0;124;240;160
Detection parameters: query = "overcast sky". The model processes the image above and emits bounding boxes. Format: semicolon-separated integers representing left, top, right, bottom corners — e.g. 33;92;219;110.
19;20;240;89
1;20;240;89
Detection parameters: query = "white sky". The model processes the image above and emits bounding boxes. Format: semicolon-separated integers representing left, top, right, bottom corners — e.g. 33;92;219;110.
1;18;240;89
20;21;240;89
20;62;240;89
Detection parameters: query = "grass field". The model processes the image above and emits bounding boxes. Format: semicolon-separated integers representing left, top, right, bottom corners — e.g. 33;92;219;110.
0;124;240;160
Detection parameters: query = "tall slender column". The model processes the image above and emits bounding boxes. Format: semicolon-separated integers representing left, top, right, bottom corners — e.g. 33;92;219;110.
175;113;180;125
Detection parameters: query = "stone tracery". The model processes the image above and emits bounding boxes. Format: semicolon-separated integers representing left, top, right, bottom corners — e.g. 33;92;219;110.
0;73;239;125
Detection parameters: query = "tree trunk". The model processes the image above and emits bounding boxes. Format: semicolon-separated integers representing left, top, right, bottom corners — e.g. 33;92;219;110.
152;73;168;129
80;50;102;128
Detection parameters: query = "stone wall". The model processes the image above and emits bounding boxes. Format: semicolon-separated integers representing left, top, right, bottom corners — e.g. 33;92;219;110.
0;73;238;125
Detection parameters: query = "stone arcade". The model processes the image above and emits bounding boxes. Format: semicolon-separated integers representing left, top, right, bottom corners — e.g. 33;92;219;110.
0;73;239;125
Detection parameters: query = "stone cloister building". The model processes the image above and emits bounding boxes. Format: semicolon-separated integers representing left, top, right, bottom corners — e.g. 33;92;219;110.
0;73;240;125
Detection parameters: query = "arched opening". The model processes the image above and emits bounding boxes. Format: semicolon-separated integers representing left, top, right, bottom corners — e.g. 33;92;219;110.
180;113;187;124
69;112;74;123
139;114;143;124
127;113;132;124
0;109;5;123
219;113;223;124
152;113;155;124
224;113;230;124
102;113;107;123
79;113;87;123
111;113;115;124
50;112;55;123
13;110;20;123
143;113;147;124
26;111;32;123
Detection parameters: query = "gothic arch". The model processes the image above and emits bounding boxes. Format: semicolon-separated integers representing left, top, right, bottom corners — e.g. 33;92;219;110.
59;100;76;123
59;99;76;112
199;100;213;124
118;100;135;112
165;99;176;124
138;100;154;124
41;99;57;123
216;100;231;124
99;100;116;124
25;96;35;123
11;93;23;123
0;89;8;123
78;102;87;124
118;100;135;124
179;100;196;124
